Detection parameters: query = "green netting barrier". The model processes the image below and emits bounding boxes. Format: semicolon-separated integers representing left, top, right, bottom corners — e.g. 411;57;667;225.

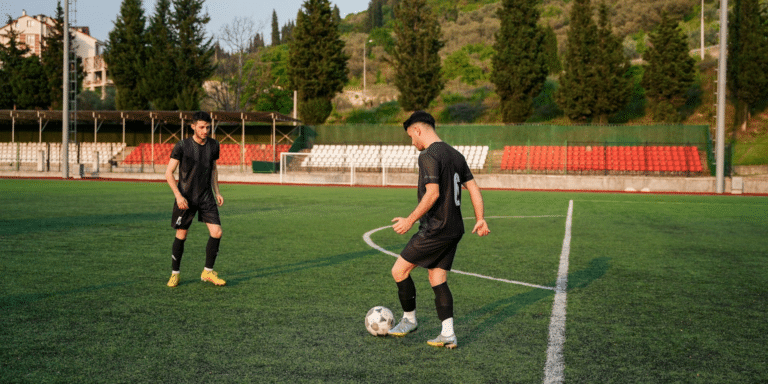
313;124;710;150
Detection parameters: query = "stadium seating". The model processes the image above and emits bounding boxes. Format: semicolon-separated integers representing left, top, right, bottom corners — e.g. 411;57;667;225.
0;142;126;164
299;144;489;170
121;143;291;165
501;145;704;174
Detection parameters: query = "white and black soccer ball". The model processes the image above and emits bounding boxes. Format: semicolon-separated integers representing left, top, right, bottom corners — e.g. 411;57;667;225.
365;306;394;336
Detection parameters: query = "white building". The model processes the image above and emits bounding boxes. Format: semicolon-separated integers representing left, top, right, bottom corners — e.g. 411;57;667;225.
0;10;111;99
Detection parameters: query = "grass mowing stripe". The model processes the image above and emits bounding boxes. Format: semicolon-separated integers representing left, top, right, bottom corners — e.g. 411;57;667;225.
544;200;574;384
363;224;557;291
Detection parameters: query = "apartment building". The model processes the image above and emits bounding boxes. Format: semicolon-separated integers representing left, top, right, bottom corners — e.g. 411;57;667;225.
0;10;111;98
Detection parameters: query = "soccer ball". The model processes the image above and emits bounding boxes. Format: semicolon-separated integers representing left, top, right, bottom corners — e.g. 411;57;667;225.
365;306;394;336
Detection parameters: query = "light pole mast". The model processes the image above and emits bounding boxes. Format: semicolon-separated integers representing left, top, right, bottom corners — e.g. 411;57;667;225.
62;0;70;178
715;0;728;193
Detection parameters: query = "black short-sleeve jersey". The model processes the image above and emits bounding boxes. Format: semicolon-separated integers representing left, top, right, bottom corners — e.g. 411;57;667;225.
170;137;220;205
416;142;474;238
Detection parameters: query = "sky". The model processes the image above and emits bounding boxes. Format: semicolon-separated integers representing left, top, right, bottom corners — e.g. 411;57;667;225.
0;0;367;42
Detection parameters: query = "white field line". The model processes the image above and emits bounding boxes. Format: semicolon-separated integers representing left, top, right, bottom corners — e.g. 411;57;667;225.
362;214;564;291
543;200;574;384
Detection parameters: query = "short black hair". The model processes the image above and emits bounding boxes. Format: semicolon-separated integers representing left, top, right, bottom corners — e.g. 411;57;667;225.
403;110;435;131
192;111;212;124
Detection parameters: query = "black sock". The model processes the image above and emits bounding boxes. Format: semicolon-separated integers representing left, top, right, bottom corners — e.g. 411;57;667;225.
172;237;185;271
396;275;417;312
432;282;454;321
205;236;221;269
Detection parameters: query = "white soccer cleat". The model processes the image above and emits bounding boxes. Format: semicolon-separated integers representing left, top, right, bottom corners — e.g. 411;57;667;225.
387;317;418;337
427;333;458;349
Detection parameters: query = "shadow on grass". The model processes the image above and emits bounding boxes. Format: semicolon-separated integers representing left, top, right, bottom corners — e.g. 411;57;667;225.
0;212;167;236
0;281;136;309
453;257;610;347
224;249;382;286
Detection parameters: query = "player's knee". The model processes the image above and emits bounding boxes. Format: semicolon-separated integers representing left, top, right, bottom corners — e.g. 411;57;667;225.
210;227;222;239
175;229;188;240
391;266;406;281
428;269;447;286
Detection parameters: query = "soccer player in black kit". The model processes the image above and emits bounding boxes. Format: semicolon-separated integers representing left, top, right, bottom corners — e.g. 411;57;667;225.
388;111;490;349
164;111;226;287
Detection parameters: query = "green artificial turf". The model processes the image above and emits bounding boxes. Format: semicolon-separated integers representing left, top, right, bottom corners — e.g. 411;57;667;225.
1;180;766;383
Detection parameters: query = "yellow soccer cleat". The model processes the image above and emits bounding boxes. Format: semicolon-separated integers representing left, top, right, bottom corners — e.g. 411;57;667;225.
167;273;180;288
200;270;226;286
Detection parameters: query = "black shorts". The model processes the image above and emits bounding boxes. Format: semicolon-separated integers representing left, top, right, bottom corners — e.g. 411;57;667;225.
171;198;221;230
400;233;463;271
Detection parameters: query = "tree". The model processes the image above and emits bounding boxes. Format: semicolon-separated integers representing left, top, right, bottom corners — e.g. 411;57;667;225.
641;13;695;122
243;45;293;115
281;20;295;44
556;0;599;122
0;18;49;109
727;0;768;131
104;0;149;110
542;25;561;75
592;2;631;124
332;5;341;26
288;0;348;124
171;0;216;110
271;10;280;46
390;0;444;111
490;0;549;123
248;33;265;53
366;0;385;32
217;15;259;111
142;0;178;110
40;1;84;109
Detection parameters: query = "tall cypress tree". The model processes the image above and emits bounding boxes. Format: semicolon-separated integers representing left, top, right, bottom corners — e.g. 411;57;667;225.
727;0;768;131
542;25;561;75
391;0;444;111
288;0;348;124
367;0;384;32
490;0;549;123
41;1;84;109
592;2;630;124
271;10;281;46
171;0;216;110
104;0;149;110
557;0;599;122
641;13;695;123
142;0;178;110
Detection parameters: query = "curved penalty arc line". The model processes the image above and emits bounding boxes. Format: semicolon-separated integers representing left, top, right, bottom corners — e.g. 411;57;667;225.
362;223;556;291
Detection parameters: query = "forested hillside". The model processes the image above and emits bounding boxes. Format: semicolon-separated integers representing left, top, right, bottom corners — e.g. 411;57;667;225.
333;0;737;128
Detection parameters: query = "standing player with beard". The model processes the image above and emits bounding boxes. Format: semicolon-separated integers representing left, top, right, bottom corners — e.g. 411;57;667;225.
388;111;490;349
164;111;226;287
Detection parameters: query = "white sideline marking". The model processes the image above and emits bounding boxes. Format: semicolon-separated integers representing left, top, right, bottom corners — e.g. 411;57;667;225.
543;200;573;384
363;208;574;383
362;214;564;291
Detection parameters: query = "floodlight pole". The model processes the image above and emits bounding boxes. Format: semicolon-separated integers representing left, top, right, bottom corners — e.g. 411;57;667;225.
62;0;70;178
715;0;728;193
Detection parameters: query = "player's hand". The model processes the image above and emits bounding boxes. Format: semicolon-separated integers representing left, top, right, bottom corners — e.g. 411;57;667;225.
216;193;224;207
391;217;413;235
176;195;189;210
472;219;490;237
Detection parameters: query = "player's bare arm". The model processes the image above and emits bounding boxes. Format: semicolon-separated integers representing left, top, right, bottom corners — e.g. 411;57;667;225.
165;158;188;210
465;179;490;236
392;183;439;234
211;162;223;206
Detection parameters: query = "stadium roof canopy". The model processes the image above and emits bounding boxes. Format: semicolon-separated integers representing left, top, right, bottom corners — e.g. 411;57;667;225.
0;110;299;125
0;110;302;147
